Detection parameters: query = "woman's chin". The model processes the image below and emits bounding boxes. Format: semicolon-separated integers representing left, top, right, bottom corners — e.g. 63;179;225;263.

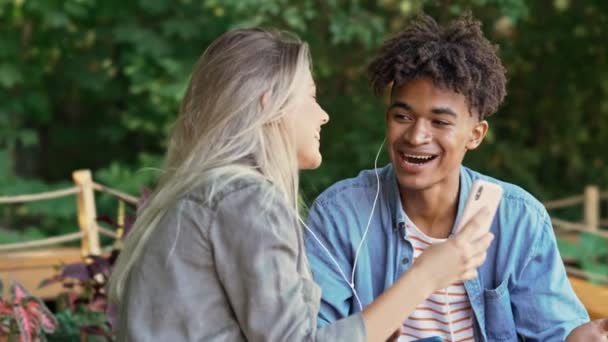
298;153;322;170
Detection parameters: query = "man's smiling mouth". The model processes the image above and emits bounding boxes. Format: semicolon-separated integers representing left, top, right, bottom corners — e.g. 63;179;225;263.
400;152;438;165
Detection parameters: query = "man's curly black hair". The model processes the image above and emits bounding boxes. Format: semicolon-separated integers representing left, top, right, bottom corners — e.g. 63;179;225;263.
368;14;507;120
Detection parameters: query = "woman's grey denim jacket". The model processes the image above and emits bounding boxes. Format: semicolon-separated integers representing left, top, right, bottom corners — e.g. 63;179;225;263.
117;177;366;341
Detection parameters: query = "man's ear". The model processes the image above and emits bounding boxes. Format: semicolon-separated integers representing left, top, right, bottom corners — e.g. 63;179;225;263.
466;120;489;150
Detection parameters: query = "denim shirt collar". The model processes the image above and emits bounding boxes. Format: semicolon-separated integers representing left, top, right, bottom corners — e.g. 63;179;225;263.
386;164;474;236
386;164;406;232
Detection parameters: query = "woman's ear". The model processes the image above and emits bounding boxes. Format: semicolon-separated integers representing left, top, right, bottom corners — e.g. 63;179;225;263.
259;91;271;111
466;120;489;150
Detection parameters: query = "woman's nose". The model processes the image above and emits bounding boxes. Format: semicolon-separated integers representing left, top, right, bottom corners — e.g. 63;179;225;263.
320;108;329;125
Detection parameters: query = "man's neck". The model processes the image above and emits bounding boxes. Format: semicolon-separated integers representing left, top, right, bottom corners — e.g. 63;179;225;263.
399;176;460;239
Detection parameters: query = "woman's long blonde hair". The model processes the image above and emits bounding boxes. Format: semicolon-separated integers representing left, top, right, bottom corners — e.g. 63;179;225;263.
109;28;311;302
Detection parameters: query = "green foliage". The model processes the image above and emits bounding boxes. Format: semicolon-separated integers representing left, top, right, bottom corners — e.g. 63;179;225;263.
558;232;608;285
41;250;121;341
47;309;109;342
49;310;88;342
557;238;579;261
578;232;608;284
0;1;607;252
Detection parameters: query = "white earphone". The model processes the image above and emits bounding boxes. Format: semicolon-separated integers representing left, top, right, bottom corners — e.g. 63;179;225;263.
301;139;458;342
300;139;385;311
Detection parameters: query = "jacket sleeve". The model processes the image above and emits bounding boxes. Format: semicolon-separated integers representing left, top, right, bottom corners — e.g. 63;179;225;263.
210;183;366;342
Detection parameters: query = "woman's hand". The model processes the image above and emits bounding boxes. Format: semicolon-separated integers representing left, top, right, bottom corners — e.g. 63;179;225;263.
566;318;608;341
361;208;495;342
412;208;495;290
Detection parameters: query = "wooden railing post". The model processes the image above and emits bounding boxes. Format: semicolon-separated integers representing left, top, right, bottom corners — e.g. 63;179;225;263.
72;170;101;256
584;185;600;231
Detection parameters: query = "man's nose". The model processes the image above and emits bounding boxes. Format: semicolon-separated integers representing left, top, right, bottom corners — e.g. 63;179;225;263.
404;120;431;145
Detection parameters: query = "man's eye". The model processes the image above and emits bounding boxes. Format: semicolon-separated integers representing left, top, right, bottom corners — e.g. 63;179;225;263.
394;113;412;121
433;120;451;126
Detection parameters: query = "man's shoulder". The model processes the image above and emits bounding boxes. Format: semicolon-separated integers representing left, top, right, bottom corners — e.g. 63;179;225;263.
312;164;392;208
463;166;548;220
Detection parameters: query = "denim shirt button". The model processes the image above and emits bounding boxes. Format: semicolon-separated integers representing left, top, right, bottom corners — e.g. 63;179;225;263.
402;257;410;264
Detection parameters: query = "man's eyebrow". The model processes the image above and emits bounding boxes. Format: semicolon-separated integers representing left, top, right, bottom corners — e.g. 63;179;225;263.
387;101;412;112
431;107;458;117
387;102;459;117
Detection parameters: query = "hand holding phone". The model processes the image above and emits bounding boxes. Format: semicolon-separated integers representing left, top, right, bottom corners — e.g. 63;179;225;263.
455;180;504;234
411;180;503;289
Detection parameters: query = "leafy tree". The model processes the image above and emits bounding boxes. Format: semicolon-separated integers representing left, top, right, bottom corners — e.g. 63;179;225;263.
0;0;606;241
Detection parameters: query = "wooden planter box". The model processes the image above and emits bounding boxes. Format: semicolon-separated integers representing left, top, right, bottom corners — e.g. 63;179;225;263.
0;248;83;299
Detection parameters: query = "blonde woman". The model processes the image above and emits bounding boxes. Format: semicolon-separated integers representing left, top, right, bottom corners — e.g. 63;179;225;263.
109;28;494;341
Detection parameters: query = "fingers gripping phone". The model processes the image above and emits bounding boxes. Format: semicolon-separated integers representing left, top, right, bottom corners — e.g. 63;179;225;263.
455;180;504;233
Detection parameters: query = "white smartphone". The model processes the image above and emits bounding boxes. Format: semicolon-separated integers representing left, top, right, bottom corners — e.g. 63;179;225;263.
455;180;504;233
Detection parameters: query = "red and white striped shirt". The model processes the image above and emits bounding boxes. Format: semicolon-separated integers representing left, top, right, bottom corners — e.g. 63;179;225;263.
399;222;475;342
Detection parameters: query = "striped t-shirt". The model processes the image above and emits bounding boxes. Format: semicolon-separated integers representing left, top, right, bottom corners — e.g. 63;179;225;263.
399;221;475;342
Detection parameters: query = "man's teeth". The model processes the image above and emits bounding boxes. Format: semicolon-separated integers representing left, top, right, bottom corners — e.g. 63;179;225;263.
402;153;434;161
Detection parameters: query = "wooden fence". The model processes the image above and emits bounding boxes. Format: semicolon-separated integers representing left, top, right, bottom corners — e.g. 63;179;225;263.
0;169;136;298
545;185;608;232
537;185;608;319
545;185;608;285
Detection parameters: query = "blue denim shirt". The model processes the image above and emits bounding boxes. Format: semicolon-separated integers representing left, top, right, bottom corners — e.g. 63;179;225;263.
304;164;589;341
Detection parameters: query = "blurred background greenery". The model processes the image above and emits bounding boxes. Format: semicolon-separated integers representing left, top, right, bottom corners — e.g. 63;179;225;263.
0;0;606;250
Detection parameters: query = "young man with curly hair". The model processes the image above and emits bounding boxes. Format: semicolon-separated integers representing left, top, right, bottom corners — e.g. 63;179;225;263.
305;14;590;341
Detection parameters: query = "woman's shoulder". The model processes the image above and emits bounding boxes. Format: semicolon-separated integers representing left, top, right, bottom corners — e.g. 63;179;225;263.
186;170;286;214
190;173;297;244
